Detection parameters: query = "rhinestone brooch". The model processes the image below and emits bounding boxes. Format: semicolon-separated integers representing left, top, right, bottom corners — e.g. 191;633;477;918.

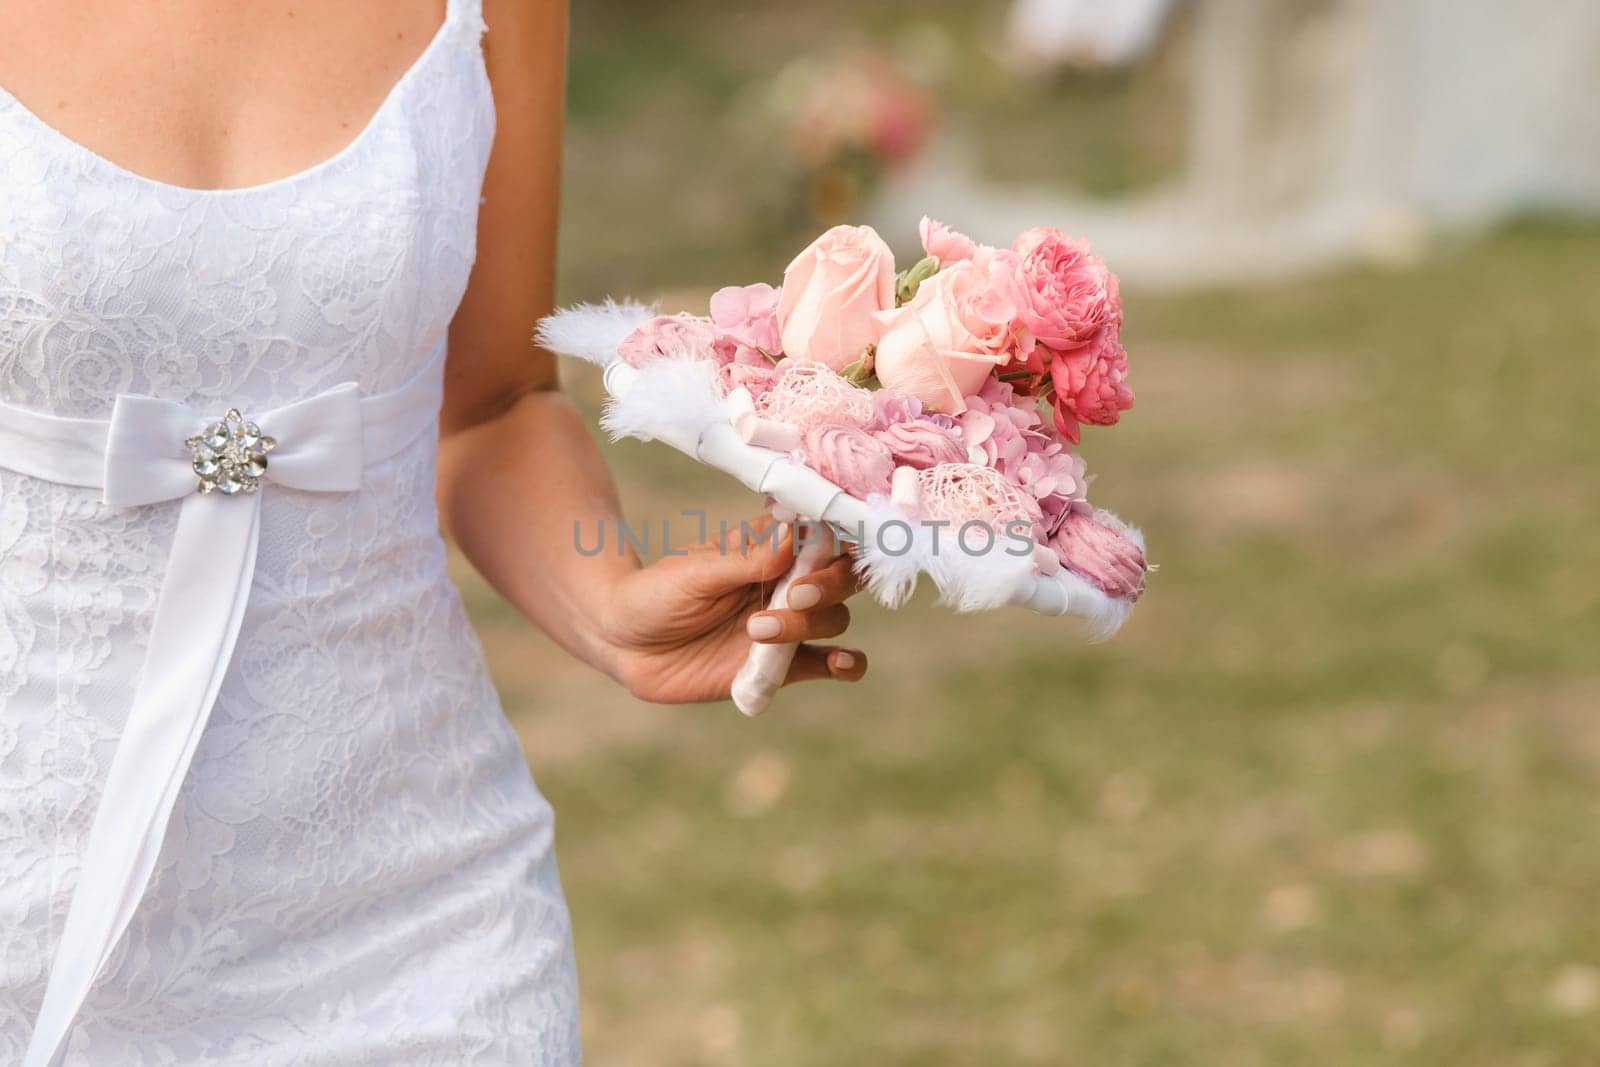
185;409;277;495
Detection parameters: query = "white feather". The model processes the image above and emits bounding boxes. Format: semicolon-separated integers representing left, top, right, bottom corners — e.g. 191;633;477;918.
599;358;726;449
535;301;656;367
1065;576;1134;643
850;498;928;609
928;533;1040;614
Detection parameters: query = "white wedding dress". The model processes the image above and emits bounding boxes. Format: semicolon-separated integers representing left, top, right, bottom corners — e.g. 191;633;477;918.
0;0;581;1063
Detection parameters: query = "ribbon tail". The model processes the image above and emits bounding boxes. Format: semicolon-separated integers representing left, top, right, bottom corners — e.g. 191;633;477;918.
24;491;262;1067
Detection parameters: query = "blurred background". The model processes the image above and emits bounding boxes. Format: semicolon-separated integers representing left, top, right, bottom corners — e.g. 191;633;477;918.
453;1;1600;1062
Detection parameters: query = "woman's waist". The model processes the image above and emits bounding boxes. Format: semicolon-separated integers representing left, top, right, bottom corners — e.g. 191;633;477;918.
0;340;447;493
8;475;456;610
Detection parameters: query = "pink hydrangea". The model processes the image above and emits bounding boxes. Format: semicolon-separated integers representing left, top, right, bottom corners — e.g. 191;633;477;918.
1006;229;1122;352
868;388;925;431
710;282;782;356
957;378;1093;535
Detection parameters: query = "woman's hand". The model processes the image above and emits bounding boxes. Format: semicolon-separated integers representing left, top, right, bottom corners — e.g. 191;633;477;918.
436;14;863;709
601;516;869;705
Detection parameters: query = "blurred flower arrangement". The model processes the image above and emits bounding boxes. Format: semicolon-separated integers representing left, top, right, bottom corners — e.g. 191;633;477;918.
769;49;938;227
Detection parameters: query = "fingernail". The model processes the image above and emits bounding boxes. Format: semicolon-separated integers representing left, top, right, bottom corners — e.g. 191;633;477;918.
746;615;782;640
787;583;821;610
833;651;856;671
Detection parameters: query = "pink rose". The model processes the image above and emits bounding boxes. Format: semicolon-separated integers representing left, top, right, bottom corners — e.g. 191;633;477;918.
873;420;967;470
802;425;896;499
872;261;1014;414
1007;229;1121;351
777;225;897;371
1048;328;1134;444
1051;509;1146;601
710;283;782;355
617;314;721;368
920;216;979;267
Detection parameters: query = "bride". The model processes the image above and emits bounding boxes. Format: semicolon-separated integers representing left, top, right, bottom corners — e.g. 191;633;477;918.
0;0;867;1062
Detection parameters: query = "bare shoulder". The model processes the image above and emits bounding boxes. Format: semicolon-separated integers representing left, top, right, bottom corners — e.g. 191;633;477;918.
441;0;569;429
481;0;569;78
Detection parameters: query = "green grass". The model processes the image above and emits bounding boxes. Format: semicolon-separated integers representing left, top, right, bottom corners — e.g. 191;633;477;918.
458;6;1600;1062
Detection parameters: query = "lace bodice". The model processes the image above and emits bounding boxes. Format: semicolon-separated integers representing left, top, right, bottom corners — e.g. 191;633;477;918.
0;2;490;418
0;2;583;1063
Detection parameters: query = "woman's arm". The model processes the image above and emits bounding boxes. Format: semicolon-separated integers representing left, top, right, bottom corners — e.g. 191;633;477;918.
436;0;867;704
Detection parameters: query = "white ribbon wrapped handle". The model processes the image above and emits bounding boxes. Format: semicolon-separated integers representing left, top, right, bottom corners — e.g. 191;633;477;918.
731;533;837;716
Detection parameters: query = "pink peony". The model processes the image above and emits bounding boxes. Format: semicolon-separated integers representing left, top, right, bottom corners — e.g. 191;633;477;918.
802;425;896;498
1050;509;1146;601
1007;229;1122;351
617;314;722;368
1047;328;1134;444
874;420;967;470
777;225;898;371
873;261;1016;414
710;283;782;355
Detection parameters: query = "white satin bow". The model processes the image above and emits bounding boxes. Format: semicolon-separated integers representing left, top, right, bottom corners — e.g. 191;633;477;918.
101;381;366;506
23;382;373;1067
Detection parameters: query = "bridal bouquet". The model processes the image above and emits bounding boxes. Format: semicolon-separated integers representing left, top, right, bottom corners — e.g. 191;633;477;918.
540;218;1148;714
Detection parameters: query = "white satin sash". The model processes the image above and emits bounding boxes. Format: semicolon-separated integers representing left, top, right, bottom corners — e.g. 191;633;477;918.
0;347;445;1067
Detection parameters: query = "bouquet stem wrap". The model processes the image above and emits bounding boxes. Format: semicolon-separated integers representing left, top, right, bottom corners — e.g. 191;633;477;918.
731;533;837;716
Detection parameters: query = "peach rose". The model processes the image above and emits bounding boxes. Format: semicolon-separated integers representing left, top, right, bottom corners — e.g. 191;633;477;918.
776;225;897;371
871;261;1014;414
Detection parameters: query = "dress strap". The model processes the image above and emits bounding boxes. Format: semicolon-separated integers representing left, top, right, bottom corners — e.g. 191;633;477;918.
448;0;488;35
